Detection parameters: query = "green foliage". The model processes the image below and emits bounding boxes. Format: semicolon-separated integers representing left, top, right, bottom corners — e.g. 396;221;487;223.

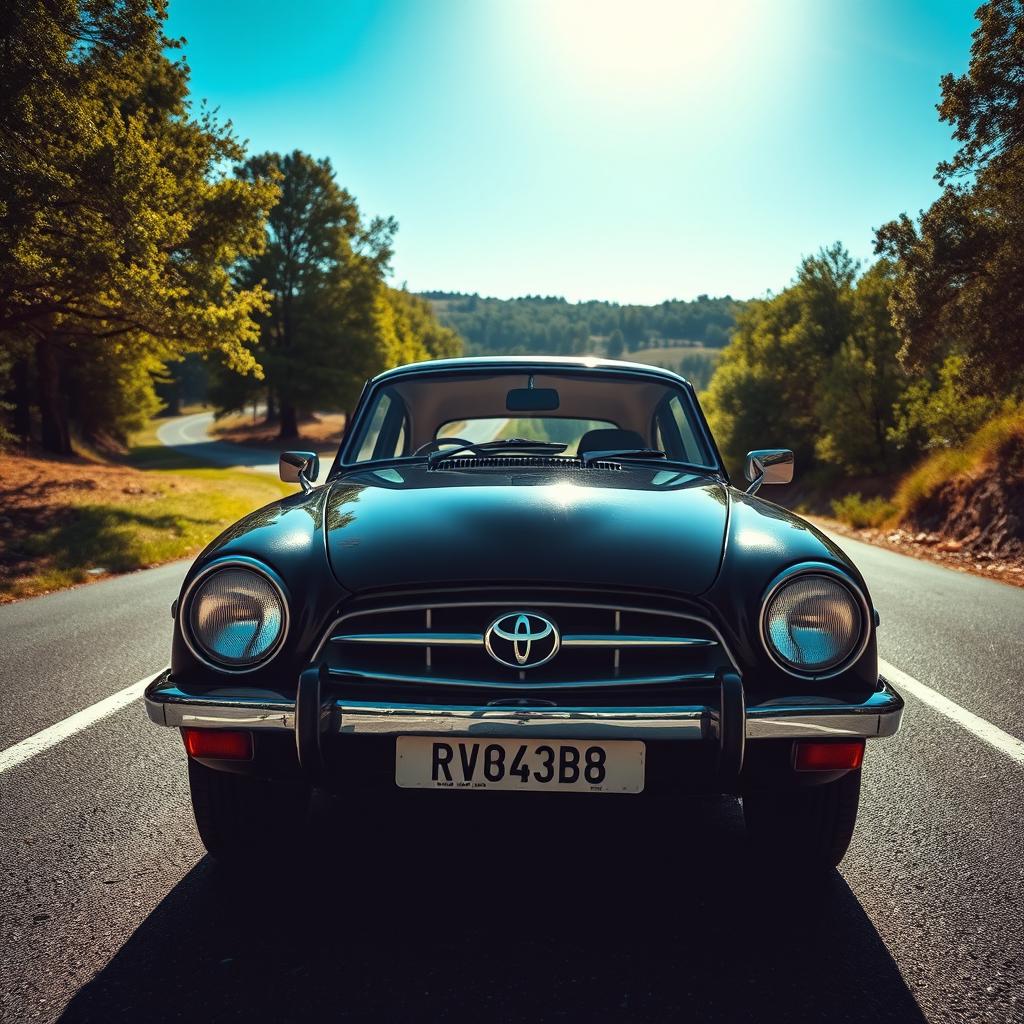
813;262;907;474
875;1;1024;397
704;244;867;475
376;288;463;366
888;354;1000;454
0;0;276;451
422;292;743;357
213;151;461;436
830;493;898;529
226;150;395;436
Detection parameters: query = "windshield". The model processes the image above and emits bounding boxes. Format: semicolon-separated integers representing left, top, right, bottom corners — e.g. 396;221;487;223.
343;369;717;469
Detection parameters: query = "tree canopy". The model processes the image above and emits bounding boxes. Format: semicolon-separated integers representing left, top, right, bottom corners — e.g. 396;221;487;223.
704;246;908;477
0;0;276;450
212;151;461;437
875;0;1024;396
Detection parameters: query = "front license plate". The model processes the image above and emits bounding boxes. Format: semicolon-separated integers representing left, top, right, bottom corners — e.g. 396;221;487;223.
395;737;645;794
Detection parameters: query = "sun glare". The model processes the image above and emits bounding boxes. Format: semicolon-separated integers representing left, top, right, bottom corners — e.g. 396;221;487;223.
533;0;760;97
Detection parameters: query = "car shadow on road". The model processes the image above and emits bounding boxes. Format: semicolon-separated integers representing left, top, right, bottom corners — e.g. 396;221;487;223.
60;793;925;1023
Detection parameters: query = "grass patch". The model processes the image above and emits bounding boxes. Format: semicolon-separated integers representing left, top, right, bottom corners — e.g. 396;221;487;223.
893;405;1024;518
0;423;292;601
830;492;898;529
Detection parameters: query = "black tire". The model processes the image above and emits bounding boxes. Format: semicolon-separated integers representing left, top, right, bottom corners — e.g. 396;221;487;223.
188;760;311;863
742;769;862;870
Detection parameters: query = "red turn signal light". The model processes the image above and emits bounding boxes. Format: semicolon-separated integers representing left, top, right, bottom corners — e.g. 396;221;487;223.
794;739;864;772
182;728;253;760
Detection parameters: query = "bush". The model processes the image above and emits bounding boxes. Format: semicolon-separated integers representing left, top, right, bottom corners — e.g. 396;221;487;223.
893;405;1024;518
830;493;898;529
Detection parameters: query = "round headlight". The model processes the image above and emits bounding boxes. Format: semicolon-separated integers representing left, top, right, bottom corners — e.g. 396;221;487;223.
762;573;865;675
186;564;286;670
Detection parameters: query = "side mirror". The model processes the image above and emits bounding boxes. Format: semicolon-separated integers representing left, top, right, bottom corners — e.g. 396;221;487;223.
279;451;320;493
745;449;793;494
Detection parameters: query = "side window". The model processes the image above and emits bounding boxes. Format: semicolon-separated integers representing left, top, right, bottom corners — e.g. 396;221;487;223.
353;391;409;462
355;394;392;461
669;396;698;463
661;394;710;465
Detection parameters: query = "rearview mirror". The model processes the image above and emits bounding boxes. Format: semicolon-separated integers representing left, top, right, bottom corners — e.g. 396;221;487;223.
745;449;794;494
280;451;319;492
506;387;560;412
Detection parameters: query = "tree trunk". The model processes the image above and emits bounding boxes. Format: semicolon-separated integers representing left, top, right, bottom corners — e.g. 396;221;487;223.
11;356;31;441
278;403;298;440
164;382;181;417
35;336;72;455
264;386;277;425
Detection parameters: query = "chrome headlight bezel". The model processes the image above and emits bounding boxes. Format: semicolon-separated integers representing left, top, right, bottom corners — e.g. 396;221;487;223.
758;563;870;680
180;557;290;674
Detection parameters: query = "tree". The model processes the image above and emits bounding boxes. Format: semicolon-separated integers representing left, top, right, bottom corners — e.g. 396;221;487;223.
875;0;1024;396
813;262;907;474
606;329;625;359
220;152;462;435
888;353;998;454
704;244;858;473
232;151;396;438
0;0;275;451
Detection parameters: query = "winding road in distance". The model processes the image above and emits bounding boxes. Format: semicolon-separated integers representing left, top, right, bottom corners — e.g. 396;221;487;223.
2;413;1022;1023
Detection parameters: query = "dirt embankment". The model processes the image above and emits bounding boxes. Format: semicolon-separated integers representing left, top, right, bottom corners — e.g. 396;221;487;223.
822;421;1024;587
902;432;1024;560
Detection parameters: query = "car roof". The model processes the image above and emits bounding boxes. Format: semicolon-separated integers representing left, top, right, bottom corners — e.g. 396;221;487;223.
369;355;692;387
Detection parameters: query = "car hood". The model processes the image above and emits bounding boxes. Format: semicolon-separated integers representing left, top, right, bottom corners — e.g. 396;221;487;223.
324;465;729;596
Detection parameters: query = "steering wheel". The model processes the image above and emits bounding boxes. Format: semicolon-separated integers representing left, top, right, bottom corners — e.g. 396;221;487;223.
413;437;484;458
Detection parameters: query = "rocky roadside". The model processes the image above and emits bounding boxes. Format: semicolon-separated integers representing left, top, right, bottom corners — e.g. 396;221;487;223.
811;516;1024;589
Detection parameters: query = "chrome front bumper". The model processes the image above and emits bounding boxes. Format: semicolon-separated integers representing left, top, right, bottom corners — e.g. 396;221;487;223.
144;671;904;742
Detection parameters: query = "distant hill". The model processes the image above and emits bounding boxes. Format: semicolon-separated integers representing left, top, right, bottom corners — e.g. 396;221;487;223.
419;292;746;389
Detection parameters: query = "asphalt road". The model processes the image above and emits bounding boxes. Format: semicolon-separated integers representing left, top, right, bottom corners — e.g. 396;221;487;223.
156;411;280;474
2;438;1023;1022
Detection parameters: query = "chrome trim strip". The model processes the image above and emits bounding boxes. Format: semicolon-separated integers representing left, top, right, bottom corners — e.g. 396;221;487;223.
330;631;717;650
333;701;707;740
313;599;741;671
326;667;719;690
561;635;717;648
332;632;483;646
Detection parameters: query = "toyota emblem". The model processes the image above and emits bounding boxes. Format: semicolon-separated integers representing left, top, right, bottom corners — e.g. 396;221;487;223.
484;612;561;669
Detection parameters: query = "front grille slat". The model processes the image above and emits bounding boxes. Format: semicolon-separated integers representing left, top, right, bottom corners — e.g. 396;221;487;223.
319;597;734;703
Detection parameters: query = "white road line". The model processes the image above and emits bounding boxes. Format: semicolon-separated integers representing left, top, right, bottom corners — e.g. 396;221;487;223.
880;658;1024;767
0;668;165;775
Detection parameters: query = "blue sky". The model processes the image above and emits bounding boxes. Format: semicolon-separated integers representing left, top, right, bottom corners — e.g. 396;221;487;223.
166;0;977;304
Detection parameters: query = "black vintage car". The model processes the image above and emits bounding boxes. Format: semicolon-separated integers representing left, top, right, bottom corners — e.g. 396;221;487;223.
146;357;903;868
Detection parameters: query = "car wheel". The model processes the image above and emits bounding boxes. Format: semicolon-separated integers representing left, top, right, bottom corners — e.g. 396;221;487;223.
742;769;861;870
187;760;311;863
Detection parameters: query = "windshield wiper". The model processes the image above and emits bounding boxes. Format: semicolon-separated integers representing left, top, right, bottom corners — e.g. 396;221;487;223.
579;448;667;467
428;438;568;466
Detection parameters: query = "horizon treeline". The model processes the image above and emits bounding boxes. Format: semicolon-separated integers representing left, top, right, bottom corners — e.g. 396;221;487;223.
423;291;741;354
0;0;459;451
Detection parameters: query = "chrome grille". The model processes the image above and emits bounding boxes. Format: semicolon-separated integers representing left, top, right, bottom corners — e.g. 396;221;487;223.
318;598;733;695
